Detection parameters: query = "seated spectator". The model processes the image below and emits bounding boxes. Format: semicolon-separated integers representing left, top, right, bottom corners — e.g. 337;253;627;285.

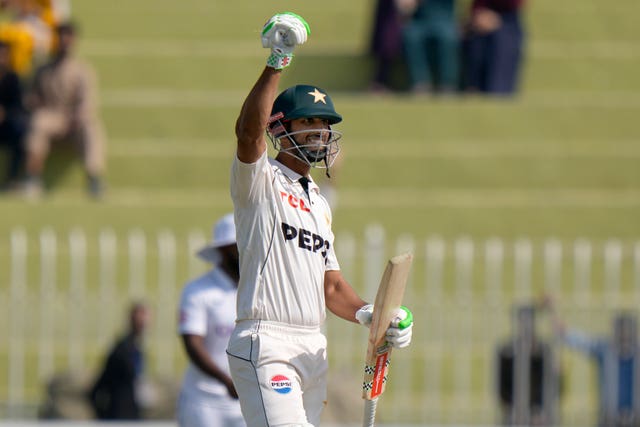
0;0;54;79
403;0;459;95
462;0;526;95
22;21;107;199
0;40;27;190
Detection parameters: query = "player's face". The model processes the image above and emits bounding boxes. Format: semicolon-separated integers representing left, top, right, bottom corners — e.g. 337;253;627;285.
288;117;331;153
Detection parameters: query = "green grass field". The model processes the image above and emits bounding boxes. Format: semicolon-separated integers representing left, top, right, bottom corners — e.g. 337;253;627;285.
0;0;639;424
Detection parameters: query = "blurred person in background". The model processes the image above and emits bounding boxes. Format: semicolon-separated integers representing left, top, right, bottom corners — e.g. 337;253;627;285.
21;21;107;199
368;0;412;93
403;0;459;95
177;213;244;427
496;303;561;426
0;0;55;79
544;296;640;427
462;0;526;95
0;40;27;190
88;301;151;421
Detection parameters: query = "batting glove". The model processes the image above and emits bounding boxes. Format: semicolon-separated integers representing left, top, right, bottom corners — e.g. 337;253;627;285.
261;12;310;70
386;306;413;349
356;304;374;326
356;304;413;349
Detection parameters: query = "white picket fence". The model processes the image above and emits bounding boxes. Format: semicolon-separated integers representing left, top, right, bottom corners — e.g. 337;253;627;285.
2;225;640;425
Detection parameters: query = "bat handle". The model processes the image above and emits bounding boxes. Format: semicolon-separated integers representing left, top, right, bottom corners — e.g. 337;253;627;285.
362;398;378;427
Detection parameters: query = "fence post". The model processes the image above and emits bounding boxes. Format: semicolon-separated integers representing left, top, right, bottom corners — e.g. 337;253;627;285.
128;229;147;300
453;236;474;417
156;230;176;377
603;239;622;308
484;237;504;415
424;236;444;422
98;228;117;348
8;228;27;418
68;228;87;371
543;239;563;299
573;239;592;307
38;228;56;383
514;239;533;303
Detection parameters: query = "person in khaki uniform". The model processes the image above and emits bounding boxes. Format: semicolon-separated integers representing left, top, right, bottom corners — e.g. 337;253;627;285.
23;21;106;198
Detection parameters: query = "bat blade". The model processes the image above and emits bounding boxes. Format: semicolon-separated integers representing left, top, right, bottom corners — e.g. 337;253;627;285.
362;252;413;401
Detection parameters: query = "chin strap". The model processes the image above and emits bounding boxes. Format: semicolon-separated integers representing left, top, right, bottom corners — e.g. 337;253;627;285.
324;157;331;178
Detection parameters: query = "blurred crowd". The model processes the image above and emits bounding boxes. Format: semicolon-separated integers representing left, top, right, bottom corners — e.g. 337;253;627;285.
369;0;525;96
0;0;106;200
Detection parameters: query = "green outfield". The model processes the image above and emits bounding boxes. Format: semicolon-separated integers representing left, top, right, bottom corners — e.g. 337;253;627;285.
0;0;639;424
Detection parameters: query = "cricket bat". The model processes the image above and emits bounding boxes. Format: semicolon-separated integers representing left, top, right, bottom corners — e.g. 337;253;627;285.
362;252;413;427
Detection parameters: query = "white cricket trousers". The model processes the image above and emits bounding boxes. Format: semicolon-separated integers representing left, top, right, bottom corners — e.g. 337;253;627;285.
227;320;328;427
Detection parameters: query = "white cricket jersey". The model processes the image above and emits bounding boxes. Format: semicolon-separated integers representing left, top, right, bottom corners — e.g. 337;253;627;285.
231;151;340;327
178;268;237;397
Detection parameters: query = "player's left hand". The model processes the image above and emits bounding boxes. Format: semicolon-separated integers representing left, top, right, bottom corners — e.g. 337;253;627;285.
386;306;413;349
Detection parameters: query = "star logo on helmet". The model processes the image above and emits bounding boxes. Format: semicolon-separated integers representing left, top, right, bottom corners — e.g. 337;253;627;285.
307;88;327;104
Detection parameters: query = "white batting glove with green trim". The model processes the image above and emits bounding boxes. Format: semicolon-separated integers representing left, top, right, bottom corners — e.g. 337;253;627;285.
261;12;310;69
386;306;413;349
356;304;413;349
356;304;374;326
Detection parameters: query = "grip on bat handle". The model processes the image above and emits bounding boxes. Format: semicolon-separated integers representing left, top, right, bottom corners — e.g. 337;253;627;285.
363;398;378;427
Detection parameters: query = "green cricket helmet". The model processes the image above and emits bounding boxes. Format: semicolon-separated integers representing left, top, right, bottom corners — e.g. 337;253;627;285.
267;85;343;169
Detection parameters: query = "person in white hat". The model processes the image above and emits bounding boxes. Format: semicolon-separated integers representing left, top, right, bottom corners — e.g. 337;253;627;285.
176;213;244;427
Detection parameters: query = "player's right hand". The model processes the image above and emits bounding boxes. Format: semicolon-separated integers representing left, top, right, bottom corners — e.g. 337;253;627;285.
261;12;310;69
356;304;374;326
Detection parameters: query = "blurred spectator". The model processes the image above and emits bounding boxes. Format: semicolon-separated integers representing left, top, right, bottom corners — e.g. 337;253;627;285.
0;40;27;190
462;0;526;95
0;0;54;79
368;0;414;93
21;21;107;199
35;0;72;29
88;301;151;421
496;303;561;426
403;0;459;95
544;296;640;427
176;213;244;427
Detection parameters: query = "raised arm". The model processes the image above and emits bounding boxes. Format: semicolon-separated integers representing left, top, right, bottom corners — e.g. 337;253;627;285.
234;12;310;164
235;68;281;163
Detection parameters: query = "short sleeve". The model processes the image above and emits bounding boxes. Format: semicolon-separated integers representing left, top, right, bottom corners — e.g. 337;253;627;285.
178;289;207;336
231;150;272;208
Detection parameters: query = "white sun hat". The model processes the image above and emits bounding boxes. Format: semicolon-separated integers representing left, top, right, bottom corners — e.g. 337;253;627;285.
196;213;236;264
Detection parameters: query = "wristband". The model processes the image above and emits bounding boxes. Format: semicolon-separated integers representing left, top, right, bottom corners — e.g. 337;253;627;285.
267;52;293;70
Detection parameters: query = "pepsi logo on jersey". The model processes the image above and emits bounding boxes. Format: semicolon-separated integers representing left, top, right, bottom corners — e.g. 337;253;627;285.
281;222;330;258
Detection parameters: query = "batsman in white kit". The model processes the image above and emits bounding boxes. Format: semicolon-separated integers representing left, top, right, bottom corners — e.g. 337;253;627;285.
177;213;245;427
226;12;414;426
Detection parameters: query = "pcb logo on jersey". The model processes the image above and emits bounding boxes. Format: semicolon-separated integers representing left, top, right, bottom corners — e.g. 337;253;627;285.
270;374;292;394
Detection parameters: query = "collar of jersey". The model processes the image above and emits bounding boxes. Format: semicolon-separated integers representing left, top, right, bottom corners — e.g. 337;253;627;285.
269;157;319;194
